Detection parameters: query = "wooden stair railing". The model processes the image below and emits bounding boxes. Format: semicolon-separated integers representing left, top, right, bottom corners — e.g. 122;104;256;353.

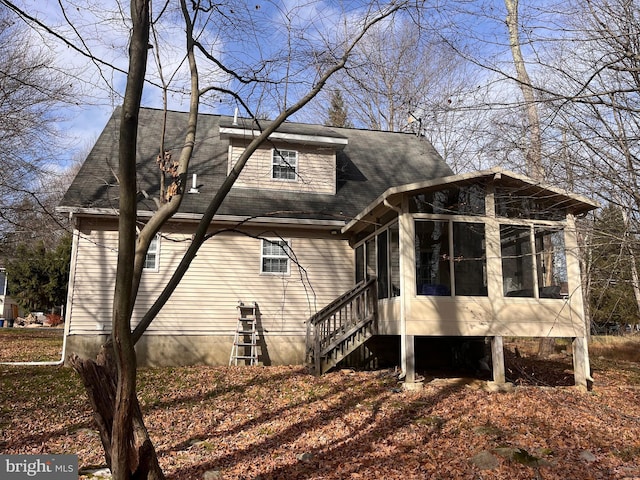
305;278;378;374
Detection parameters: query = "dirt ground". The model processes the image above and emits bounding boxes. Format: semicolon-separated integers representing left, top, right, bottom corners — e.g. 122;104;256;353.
1;330;639;479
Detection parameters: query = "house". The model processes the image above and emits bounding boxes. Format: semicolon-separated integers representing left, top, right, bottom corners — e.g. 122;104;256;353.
58;107;598;387
0;267;20;326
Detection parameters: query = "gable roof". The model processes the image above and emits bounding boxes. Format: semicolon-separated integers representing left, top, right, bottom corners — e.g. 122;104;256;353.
343;167;600;235
59;107;453;226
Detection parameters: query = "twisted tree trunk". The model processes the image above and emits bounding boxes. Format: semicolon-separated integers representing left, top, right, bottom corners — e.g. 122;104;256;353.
70;348;164;480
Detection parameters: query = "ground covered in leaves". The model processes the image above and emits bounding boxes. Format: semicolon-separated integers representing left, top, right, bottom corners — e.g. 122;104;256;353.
1;330;640;479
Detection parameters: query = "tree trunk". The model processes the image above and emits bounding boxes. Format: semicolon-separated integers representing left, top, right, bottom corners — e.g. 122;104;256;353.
505;0;543;180
505;0;555;357
70;348;165;480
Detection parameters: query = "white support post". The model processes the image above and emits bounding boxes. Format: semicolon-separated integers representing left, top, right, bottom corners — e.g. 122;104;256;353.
572;336;591;389
402;334;415;383
491;336;505;384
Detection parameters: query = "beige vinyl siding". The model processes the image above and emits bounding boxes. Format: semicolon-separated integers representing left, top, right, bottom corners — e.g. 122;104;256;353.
228;141;336;194
68;220;353;336
68;228;118;334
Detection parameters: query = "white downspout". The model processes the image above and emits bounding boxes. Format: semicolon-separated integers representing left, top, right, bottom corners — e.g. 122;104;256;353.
0;313;71;367
0;213;78;367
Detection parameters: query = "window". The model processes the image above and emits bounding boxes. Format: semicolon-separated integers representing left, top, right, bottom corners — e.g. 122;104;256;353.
409;184;485;215
501;225;534;297
535;227;567;298
501;225;566;298
377;230;389;298
365;236;376;280
415;220;487;296
453;223;487;296
261;239;290;274
354;222;401;298
272;149;297;180
389;223;400;297
495;187;565;220
143;235;160;270
415;220;451;296
0;269;6;296
355;244;365;284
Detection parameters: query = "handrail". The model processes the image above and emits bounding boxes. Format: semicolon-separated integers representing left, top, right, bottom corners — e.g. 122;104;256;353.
305;278;378;372
307;278;376;326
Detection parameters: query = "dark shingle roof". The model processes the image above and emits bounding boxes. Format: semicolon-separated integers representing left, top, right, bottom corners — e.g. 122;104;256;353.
60;107;453;223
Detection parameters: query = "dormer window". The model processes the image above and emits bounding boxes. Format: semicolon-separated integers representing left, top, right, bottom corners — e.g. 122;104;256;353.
272;149;298;181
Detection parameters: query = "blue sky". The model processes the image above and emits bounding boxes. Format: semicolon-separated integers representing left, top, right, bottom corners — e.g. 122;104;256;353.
9;0;351;161
6;0;525;166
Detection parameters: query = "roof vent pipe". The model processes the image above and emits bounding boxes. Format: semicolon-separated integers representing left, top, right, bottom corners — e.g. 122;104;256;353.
189;173;199;194
233;107;238;126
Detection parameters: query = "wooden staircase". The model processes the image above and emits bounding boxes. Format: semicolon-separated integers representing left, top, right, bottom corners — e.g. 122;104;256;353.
306;278;378;374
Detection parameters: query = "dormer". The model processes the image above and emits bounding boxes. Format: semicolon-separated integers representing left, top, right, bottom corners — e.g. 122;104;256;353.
219;118;348;195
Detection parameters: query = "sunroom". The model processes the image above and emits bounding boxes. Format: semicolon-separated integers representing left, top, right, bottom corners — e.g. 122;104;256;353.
313;168;598;387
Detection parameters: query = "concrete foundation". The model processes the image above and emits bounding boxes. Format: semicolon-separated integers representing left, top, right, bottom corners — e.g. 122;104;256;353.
65;333;307;367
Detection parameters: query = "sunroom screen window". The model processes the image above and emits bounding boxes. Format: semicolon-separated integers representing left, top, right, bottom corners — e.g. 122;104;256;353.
377;230;389;299
535;227;567;298
501;225;535;297
495;187;565;220
389;223;400;297
415;221;451;296
453;223;487;296
410;184;485;215
355;244;365;284
366;237;376;280
356;223;400;298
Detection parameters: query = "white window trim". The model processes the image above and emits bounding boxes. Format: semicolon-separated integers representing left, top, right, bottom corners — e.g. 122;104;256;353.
260;238;291;275
143;234;161;272
271;148;298;181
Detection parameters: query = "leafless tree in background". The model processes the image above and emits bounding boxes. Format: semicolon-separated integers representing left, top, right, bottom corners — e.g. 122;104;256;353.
3;1;418;478
0;4;76;256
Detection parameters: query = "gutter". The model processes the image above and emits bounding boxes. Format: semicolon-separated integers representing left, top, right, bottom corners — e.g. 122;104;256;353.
56;207;347;230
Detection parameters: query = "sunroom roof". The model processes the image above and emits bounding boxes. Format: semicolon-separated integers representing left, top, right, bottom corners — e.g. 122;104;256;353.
342;167;599;234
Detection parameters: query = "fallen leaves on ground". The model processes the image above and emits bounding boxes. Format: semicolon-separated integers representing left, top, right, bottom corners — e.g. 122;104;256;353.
1;334;639;479
0;328;64;362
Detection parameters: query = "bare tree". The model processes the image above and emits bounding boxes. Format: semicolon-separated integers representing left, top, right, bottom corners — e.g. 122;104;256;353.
4;1;415;478
0;4;75;255
504;0;544;180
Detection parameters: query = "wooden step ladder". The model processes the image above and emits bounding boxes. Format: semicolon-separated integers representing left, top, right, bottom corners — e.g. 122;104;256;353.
229;301;258;366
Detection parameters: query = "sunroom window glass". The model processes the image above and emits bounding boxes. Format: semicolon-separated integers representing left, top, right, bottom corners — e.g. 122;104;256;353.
501;225;535;297
415;220;451;296
409;184;485;215
495;187;565;220
389;223;400;297
453;222;487;296
355;244;365;284
535;227;567;298
377;230;389;299
143;235;159;270
262;239;290;274
365;237;376;280
272;149;297;180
